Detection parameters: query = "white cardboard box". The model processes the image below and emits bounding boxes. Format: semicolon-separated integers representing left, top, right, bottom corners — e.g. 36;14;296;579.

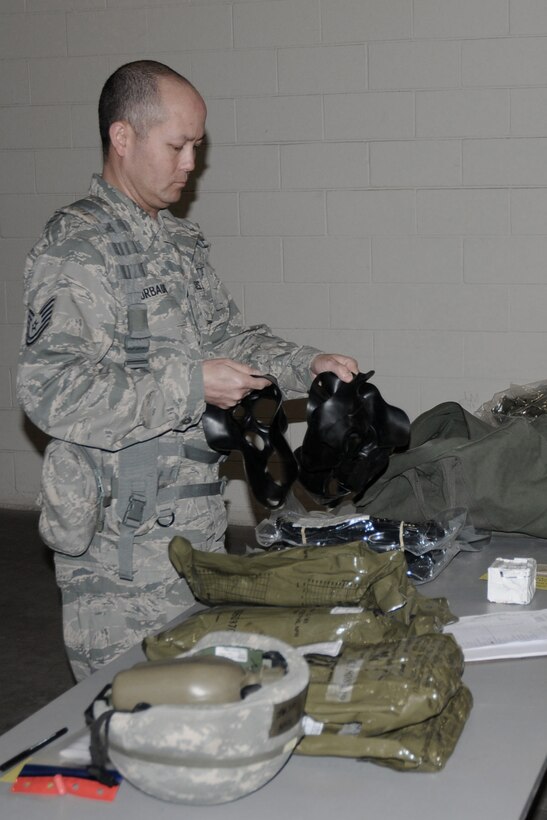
487;556;537;605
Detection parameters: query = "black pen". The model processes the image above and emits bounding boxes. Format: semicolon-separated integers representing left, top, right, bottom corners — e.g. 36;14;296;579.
0;727;69;772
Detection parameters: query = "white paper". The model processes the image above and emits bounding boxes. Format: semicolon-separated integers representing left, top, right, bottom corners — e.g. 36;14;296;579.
298;639;343;658
445;608;547;662
53;730;92;764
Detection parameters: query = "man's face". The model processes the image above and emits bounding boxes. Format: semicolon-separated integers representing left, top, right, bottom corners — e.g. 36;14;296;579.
121;78;206;218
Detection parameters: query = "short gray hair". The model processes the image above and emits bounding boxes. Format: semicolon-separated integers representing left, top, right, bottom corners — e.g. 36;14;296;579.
98;60;192;159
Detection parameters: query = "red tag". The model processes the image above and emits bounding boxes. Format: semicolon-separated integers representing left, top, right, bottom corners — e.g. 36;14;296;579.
12;774;119;802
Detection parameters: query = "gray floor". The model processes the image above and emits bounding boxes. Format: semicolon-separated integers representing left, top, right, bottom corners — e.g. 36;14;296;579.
0;508;545;818
0;508;74;735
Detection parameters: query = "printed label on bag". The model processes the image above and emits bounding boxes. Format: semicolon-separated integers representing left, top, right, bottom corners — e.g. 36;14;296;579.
326;656;364;703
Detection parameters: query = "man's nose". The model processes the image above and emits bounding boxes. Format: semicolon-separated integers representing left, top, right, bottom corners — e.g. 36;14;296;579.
179;146;195;172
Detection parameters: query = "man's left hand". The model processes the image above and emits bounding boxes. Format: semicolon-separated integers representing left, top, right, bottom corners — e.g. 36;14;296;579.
311;353;359;383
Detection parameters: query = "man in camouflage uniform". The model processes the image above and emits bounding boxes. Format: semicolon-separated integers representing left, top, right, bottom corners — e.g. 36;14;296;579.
16;60;359;681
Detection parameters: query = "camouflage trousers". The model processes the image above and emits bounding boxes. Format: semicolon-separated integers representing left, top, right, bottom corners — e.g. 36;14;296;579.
54;491;227;682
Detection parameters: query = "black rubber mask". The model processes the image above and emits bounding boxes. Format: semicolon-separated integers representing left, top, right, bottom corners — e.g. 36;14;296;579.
295;370;410;505
202;376;298;509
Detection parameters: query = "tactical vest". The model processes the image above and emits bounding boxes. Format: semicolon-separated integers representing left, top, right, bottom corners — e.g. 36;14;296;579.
40;196;223;581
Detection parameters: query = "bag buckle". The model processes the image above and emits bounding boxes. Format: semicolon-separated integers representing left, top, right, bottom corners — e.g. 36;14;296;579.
123;494;146;528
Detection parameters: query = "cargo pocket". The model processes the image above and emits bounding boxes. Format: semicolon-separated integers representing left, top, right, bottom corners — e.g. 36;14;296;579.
38;440;104;556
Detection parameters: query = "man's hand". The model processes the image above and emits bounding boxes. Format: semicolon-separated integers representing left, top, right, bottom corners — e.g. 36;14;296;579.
311;353;359;383
202;359;271;409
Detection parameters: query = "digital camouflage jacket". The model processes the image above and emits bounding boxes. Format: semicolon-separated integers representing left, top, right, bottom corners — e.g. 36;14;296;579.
17;174;320;452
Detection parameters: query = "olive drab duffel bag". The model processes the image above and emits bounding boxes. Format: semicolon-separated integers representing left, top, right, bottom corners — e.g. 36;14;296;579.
356;401;547;538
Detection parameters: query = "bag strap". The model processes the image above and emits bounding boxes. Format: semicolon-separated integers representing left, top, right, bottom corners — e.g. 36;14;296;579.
61;196;151;371
402;456;463;520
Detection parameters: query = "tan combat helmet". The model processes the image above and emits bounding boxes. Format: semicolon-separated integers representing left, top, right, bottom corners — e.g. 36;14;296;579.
88;631;310;805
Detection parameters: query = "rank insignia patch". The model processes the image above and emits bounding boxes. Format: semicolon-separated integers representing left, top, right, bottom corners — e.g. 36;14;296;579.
26;296;55;345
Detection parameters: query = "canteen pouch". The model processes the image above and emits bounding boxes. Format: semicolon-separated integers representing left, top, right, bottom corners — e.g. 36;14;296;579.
38;439;104;556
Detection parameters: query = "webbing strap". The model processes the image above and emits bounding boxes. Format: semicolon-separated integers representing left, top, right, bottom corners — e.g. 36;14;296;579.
167;480;224;501
63;197;151;370
180;443;222;464
117;439;159;581
111;477;225;504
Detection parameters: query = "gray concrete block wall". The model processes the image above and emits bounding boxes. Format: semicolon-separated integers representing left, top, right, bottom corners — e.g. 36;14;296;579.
1;0;546;522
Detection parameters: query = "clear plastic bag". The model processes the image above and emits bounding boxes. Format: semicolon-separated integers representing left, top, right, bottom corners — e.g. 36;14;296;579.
475;380;547;425
255;498;468;584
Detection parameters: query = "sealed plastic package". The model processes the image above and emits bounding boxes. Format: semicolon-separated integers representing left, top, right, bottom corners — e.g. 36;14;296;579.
255;499;467;584
476;380;547;425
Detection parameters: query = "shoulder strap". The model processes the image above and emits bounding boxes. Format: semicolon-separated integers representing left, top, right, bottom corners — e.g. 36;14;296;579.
61;197;154;579
61;196;151;371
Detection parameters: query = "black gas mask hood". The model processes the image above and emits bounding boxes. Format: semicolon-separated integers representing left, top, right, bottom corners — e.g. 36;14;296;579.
202;375;298;509
294;370;410;506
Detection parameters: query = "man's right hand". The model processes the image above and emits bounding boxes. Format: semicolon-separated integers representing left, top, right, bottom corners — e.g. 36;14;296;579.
202;359;271;409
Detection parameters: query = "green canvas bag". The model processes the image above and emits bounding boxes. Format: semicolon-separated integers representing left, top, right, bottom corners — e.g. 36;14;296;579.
357;401;547;537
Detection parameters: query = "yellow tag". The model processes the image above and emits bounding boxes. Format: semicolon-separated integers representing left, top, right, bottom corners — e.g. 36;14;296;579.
0;760;27;783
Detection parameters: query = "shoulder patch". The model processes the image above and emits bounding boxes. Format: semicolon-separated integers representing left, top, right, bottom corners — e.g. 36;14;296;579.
26;296;56;345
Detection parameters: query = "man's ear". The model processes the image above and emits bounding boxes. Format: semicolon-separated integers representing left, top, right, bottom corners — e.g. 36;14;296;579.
108;120;132;157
